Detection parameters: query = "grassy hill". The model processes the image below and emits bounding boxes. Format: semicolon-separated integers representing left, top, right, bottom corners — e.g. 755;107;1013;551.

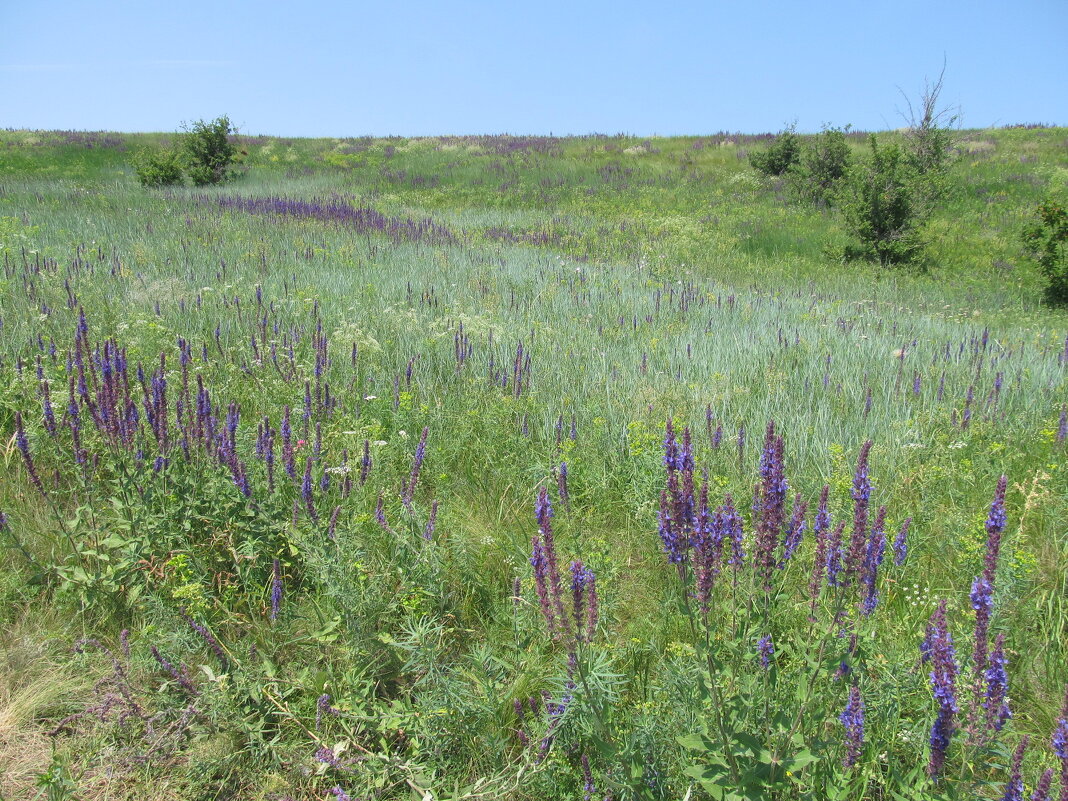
0;126;1066;800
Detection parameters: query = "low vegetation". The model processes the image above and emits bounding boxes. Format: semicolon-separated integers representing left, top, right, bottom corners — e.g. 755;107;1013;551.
0;119;1066;800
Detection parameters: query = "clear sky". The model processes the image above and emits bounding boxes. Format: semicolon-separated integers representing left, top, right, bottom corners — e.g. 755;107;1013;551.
2;0;1065;137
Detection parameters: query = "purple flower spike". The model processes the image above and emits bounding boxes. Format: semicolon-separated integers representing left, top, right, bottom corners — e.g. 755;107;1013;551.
402;426;429;507
808;486;831;613
984;475;1008;585
1002;736;1028;801
1051;685;1068;801
757;635;774;669
893;517;912;566
270;558;283;621
840;684;865;768
14;412;46;495
1030;769;1053;801
845;440;874;585
926;600;958;778
984;633;1010;734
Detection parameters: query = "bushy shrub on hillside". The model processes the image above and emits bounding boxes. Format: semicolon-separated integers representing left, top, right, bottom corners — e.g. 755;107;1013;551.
134;147;184;187
1022;197;1068;305
839;135;926;266
182;115;238;186
749;125;801;177
791;125;852;204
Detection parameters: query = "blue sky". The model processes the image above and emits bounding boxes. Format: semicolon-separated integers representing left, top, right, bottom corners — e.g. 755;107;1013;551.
2;0;1065;136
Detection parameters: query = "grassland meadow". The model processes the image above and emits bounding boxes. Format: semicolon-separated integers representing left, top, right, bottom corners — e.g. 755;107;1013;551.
0;126;1066;800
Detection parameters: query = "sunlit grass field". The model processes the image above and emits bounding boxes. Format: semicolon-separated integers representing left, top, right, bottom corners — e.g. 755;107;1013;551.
0;126;1066;800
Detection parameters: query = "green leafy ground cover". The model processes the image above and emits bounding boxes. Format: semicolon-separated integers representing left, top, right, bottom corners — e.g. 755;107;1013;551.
0;126;1066;800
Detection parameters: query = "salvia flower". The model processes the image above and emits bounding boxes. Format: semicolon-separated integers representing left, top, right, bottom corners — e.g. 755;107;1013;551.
423;499;439;540
984;633;1010;733
808;486;831;611
402;426;429;507
757;635;774;669
1002;736;1028;801
893;517;911;566
14;412;45;495
845;440;874;585
840;684;865;768
270;558;283;621
1030;769;1053;801
302;457;317;521
984;475;1008;585
926;601;958;778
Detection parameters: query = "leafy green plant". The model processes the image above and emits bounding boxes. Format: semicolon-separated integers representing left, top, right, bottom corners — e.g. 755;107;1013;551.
1022;197;1068;305
182;115;238;186
839;135;926;266
792;125;852;204
750;126;801;177
134;146;185;187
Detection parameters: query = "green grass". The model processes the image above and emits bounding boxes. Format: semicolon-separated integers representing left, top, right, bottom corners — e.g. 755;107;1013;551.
0;126;1065;800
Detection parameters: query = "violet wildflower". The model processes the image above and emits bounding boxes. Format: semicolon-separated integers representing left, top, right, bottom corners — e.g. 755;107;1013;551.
316;746;344;770
14;412;46;495
360;439;371;484
581;753;595;800
302;457;317;521
423;499;439;540
531;487;569;638
778;494;806;568
808;486;831;612
1057;404;1067;445
861;505;887;615
984;633;1010;733
723;494;745;569
1002;736;1028;801
327;504;342;539
757;635;774;669
281;405;295;480
316;693;340;730
557;462;569;507
971;574;994;677
826;520;846;587
1030;769;1053;801
927;600;958;778
845;440;874;585
402;426;429;507
183;614;228;668
754;422;787;590
373;493;392;533
1051;685;1068;801
840;684;865;769
570;560;597;643
657;488;688;565
150;645;198;695
984;475;1008;585
270;558;283;621
893;517;911;566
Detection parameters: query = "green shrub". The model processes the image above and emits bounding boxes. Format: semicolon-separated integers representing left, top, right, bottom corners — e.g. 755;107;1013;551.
749;125;801;177
839;135;925;266
1022;197;1068;305
792;125;852;204
134;147;184;187
182;115;237;186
